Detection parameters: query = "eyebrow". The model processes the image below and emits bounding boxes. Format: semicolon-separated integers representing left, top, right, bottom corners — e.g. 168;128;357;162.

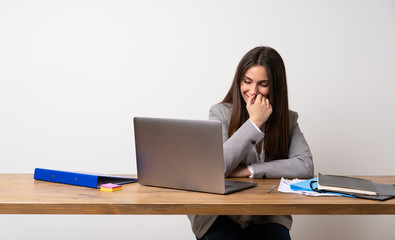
243;76;269;82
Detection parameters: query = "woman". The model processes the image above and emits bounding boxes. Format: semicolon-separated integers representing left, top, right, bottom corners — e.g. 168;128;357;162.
188;46;314;240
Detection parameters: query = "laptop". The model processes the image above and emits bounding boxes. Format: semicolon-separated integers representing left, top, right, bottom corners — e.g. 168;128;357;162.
133;117;257;194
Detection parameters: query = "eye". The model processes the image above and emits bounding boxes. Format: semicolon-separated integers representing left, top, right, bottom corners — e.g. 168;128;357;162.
259;81;269;87
242;77;251;84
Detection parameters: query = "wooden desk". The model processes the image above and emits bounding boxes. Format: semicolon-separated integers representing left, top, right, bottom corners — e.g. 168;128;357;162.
1;174;394;215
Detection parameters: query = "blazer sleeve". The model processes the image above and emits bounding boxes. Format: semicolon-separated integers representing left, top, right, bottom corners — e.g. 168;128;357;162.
249;112;314;179
209;104;265;177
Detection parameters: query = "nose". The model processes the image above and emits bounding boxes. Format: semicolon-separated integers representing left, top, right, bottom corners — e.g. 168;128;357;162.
250;83;258;95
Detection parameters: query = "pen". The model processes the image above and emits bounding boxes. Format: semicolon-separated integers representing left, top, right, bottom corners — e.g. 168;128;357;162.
267;184;276;193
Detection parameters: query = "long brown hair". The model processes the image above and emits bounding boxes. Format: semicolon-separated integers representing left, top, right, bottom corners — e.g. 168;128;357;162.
222;46;289;160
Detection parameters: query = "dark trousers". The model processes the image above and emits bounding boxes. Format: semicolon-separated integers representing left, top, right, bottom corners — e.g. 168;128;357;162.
197;216;291;240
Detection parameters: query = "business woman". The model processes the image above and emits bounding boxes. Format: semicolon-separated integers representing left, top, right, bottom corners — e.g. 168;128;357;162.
188;46;314;240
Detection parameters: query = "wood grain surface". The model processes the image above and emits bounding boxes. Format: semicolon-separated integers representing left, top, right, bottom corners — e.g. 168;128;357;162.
1;174;394;215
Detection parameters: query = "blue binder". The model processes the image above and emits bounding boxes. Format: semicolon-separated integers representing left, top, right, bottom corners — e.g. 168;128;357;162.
34;168;138;188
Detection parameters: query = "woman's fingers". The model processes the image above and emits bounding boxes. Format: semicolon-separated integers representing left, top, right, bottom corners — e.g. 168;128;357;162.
254;94;270;108
254;93;262;104
246;94;272;128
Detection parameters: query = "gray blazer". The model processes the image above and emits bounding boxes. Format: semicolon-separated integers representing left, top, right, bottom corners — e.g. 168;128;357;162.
188;103;314;238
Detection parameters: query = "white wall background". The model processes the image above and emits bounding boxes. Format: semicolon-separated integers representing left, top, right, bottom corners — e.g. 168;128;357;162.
1;0;394;239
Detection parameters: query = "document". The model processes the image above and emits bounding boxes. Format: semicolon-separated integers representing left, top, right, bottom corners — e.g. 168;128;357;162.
278;178;353;197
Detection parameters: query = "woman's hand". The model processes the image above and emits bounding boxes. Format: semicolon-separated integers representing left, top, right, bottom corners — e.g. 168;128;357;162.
229;166;251;178
246;93;272;128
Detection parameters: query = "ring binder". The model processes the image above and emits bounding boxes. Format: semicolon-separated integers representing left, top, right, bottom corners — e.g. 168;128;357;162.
34;168;137;188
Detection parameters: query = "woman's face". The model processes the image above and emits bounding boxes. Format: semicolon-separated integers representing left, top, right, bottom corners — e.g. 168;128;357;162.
240;65;270;103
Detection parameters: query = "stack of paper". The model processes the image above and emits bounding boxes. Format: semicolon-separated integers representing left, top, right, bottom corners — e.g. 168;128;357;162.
278;175;395;201
100;183;122;192
278;178;353;197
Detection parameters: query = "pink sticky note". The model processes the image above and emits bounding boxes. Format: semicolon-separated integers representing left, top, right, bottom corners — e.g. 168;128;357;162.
101;183;122;189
